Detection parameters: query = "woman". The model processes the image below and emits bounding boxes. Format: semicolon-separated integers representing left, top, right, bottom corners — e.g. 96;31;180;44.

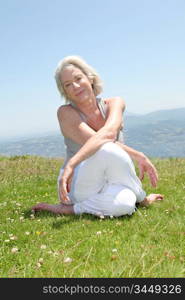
32;56;163;217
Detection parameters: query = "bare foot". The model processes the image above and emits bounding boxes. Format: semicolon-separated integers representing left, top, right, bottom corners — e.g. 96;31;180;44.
31;202;74;215
140;194;164;207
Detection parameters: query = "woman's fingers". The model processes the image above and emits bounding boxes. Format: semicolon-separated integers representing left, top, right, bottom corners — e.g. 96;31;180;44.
139;166;144;181
138;158;159;187
59;177;71;203
148;165;158;187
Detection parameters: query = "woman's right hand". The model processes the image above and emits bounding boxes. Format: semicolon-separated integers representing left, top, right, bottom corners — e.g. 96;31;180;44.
58;163;74;204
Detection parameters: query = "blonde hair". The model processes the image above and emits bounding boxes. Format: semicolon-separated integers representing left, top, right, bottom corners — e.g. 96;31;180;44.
55;55;103;102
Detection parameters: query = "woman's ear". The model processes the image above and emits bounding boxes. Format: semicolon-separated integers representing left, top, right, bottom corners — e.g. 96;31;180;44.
88;74;94;84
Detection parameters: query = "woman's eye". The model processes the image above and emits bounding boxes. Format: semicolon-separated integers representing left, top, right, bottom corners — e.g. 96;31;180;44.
65;83;71;88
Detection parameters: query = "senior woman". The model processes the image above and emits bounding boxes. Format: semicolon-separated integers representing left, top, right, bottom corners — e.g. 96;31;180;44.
32;56;163;217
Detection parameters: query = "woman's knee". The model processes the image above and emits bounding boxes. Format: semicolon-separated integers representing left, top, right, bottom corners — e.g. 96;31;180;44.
111;189;136;217
100;142;119;154
99;142;131;163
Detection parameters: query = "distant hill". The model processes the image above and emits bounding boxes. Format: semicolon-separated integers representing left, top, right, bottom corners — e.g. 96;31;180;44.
1;107;185;158
124;108;185;157
0;133;65;158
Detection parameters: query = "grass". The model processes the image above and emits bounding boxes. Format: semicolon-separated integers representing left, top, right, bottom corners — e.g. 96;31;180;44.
0;155;185;278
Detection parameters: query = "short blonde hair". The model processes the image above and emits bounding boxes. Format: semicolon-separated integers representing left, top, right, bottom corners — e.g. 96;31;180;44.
55;55;103;102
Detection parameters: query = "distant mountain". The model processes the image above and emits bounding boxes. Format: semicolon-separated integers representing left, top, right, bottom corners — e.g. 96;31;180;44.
1;107;185;158
0;133;65;158
124;107;185;157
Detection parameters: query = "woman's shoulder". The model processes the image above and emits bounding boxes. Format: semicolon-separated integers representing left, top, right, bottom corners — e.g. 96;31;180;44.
57;104;84;124
57;104;75;117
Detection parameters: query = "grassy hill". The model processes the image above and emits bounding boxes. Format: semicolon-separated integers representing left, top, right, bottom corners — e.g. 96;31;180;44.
0;155;184;278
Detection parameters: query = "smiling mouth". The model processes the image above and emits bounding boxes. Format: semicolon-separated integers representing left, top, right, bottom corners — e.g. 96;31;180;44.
75;90;84;96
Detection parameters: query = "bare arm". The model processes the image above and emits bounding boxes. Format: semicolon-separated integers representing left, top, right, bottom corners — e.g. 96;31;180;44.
58;97;125;169
57;98;157;202
58;97;125;202
115;142;158;187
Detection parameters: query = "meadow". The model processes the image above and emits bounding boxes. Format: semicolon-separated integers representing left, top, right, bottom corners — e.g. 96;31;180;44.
0;155;184;278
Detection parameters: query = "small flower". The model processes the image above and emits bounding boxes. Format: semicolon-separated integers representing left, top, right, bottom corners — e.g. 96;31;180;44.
19;216;24;221
5;239;10;243
25;231;30;235
40;244;47;250
38;258;44;264
10;235;17;240
30;214;35;219
11;247;18;253
112;248;118;253
64;257;73;263
96;231;102;235
36;262;42;268
99;215;105;219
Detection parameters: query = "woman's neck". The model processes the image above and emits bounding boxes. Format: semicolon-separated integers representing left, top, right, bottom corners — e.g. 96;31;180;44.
73;95;99;117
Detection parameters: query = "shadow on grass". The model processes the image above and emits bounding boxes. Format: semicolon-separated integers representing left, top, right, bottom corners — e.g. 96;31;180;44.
52;213;133;229
23;208;82;226
23;208;133;229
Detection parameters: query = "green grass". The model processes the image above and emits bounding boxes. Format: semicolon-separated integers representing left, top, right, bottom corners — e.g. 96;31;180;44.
0;155;185;278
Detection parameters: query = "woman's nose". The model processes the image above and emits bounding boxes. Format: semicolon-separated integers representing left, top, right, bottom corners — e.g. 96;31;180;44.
72;82;80;88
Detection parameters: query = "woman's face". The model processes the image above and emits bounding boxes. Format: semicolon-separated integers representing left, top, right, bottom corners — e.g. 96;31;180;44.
60;66;94;103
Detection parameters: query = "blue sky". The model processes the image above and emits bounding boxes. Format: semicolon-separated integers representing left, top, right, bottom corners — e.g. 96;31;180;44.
1;0;185;139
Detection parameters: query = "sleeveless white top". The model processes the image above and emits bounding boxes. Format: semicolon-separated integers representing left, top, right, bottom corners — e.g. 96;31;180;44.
62;97;124;167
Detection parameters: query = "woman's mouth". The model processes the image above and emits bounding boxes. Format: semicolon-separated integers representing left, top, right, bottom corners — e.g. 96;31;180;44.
75;89;84;96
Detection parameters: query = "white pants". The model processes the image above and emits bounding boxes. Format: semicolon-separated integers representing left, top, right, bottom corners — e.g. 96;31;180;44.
58;142;146;217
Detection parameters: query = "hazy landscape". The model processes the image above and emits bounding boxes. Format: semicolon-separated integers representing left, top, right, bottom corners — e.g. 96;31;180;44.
1;107;185;158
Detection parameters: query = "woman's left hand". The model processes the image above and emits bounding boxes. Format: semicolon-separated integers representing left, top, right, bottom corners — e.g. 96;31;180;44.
59;163;74;203
137;155;158;187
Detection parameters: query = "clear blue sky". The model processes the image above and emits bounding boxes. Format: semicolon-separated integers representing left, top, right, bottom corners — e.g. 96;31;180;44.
1;0;185;139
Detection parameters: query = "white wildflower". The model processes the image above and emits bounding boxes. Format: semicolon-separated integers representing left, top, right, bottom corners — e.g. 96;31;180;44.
112;248;118;253
64;257;73;263
10;236;17;240
96;231;102;235
38;258;44;264
11;247;18;253
99;215;105;219
40;245;47;250
36;262;42;268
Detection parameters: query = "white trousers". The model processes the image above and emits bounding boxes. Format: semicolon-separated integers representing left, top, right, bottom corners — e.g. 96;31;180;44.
58;142;146;217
